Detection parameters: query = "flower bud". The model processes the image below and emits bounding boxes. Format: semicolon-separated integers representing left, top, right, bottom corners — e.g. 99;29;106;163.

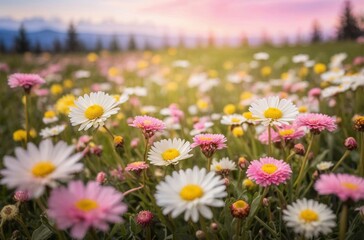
210;222;218;232
14;191;29;202
243;179;255;190
312;170;319;179
96;171;107;184
114;135;124;148
135;210;153;227
195;230;206;239
238;157;249;169
224;177;230;186
1;205;18;221
344;137;357;151
294;143;305;156
353;115;364;132
230;200;250;219
262;198;270;207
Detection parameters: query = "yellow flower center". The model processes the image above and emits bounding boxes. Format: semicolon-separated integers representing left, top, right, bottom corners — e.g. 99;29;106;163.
298;106;308;113
341;182;359;190
261;163;278;174
143;120;152;125
233;200;247;209
84;104;104;120
224;104;236;115
230;118;240;123
279;129;294;136
243;112;256;120
114;136;123;145
299;209;319;222
180;184;204;201
113;95;120;102
264;107;283;119
13;130;27;142
215;164;222;171
232;127;244;137
162;148;180;161
199;136;212;141
240;92;253;100
44;111;56;118
75;199;98;212
32;161;56;177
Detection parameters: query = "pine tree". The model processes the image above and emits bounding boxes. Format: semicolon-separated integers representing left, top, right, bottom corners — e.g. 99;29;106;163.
162;33;169;49
207;31;215;47
261;31;272;46
14;24;30;53
311;20;322;43
52;38;62;53
66;22;80;52
0;39;6;53
337;0;361;40
177;32;185;48
33;40;42;54
239;33;249;47
109;35;120;52
127;34;137;51
95;37;103;52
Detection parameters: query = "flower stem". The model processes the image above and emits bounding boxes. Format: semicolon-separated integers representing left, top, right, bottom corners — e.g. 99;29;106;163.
339;203;348;240
268;125;272;156
332;150;350;172
254;216;278;238
236;219;242;237
123;184;144;196
103;126;114;139
207;156;212;171
359;132;364;176
24;93;30;144
143;138;149;162
16;216;32;239
294;134;315;189
245;187;269;229
146;226;151;240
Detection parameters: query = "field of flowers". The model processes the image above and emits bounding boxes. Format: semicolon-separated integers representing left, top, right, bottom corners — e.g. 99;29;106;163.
0;41;364;240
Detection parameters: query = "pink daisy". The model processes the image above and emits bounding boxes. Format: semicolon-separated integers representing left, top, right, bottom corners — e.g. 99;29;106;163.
191;133;227;158
258;129;280;144
314;173;364;201
8;73;45;91
259;124;307;144
125;161;149;175
295;113;337;134
47;180;127;239
129;115;166;139
246;157;292;187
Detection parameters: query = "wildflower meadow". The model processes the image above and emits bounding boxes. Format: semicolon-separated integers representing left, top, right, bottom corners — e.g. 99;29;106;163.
0;41;364;240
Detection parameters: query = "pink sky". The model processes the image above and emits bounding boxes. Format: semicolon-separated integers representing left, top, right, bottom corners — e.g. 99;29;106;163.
0;0;363;38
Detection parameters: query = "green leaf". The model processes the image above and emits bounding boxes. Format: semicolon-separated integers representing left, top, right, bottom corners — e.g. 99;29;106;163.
31;224;53;240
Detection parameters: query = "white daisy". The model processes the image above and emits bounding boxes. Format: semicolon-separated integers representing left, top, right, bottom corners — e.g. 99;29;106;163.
220;114;245;126
155;166;227;222
69;91;120;131
249;96;298;126
253;52;269;61
316;161;334;171
42;110;58;124
292;54;309;64
0;139;83;198
148;138;193;166
40;125;66;139
283;198;336;239
210;157;237;173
